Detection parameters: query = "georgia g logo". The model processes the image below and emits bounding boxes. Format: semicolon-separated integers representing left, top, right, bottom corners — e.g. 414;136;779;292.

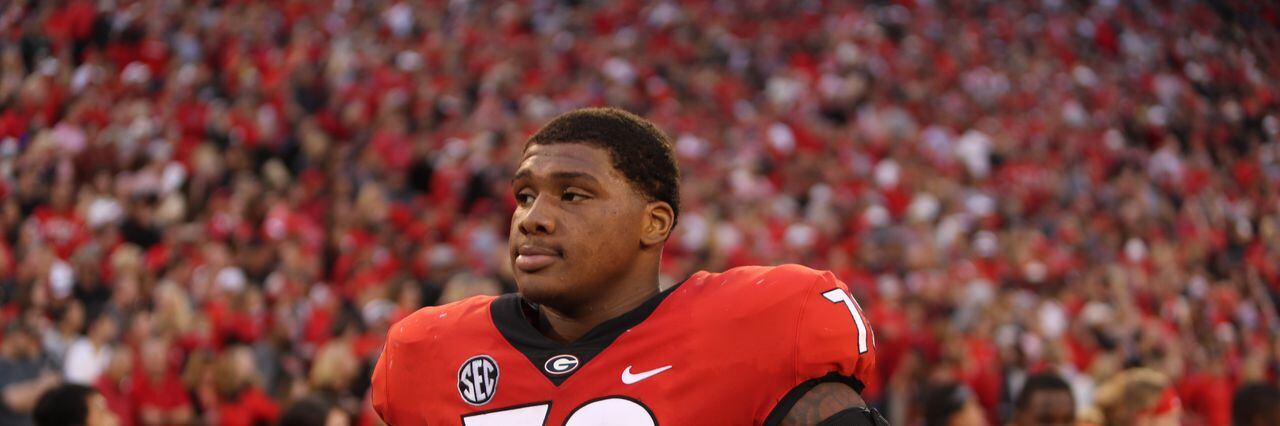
458;355;499;405
544;354;580;375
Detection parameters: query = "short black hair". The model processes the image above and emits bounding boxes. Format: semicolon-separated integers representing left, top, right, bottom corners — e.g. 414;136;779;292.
526;107;680;222
281;396;336;426
1016;372;1074;409
922;382;972;426
1234;382;1280;426
33;384;95;426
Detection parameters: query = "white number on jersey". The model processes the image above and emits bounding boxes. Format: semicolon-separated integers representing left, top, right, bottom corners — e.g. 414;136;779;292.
462;403;550;426
821;288;870;354
462;397;655;426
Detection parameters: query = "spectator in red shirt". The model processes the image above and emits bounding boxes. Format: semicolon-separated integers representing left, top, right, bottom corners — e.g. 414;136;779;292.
210;346;278;426
28;182;89;260
132;338;192;426
93;351;134;426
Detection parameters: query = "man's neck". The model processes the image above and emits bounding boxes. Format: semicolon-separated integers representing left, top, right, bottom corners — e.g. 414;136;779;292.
536;278;660;344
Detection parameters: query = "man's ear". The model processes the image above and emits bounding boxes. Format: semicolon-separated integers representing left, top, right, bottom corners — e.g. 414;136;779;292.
640;201;675;247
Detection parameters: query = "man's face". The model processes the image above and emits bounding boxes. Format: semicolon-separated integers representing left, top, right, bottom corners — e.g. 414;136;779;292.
90;317;117;342
325;408;351;426
509;143;649;312
1014;390;1075;426
8;332;39;359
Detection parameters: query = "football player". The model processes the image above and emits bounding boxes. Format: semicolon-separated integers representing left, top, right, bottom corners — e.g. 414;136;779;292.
371;108;884;425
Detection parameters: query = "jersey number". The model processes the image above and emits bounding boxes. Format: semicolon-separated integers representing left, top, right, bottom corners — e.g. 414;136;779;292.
821;288;870;354
462;397;656;426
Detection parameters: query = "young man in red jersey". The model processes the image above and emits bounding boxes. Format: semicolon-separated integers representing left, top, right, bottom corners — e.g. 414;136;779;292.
372;108;885;425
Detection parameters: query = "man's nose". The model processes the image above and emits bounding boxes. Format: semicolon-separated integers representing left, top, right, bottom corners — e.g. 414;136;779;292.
517;196;555;235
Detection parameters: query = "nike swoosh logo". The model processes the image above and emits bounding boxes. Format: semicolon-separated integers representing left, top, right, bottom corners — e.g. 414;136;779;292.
621;365;672;385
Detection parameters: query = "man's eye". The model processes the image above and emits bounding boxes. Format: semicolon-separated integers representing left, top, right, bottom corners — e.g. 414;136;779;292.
562;192;588;202
515;193;534;204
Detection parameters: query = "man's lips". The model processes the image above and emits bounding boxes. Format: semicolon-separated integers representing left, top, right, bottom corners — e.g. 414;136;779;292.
514;245;561;272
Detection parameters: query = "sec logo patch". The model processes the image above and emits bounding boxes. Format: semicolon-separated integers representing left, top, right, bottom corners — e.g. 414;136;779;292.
458;355;499;405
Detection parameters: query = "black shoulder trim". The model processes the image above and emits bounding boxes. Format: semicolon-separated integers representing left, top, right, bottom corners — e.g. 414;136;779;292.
816;407;889;426
763;372;868;426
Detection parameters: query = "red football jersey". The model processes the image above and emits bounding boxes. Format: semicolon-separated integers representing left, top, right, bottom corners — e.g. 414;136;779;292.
371;265;876;425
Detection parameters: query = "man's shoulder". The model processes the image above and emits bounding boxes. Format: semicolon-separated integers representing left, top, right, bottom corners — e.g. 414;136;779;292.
684;264;878;410
686;264;830;296
0;357;16;378
717;263;828;281
677;264;834;317
0;356;43;384
386;294;501;345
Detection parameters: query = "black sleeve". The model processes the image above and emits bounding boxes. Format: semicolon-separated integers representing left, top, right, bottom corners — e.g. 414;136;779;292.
764;373;869;426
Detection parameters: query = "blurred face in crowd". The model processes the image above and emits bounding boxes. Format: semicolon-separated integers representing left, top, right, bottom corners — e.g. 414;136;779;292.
214;346;259;395
508;143;653;313
61;303;85;333
88;315;118;344
1134;407;1181;426
233;348;257;379
1012;389;1074;426
324;408;350;426
104;351;132;381
2;330;39;359
49;182;73;210
86;393;119;426
950;398;989;426
141;339;168;377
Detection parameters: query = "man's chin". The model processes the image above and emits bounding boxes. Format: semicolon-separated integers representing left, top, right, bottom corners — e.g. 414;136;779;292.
515;275;577;309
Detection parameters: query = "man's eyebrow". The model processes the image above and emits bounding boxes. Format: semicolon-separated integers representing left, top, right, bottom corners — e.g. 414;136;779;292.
511;170;601;185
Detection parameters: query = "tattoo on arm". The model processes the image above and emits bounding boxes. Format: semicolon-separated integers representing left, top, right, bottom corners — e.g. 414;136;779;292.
782;382;866;426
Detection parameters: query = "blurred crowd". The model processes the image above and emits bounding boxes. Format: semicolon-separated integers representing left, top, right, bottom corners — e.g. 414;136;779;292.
1;0;1279;425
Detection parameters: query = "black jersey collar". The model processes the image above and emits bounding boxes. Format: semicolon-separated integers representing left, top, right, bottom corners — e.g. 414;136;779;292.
489;282;682;386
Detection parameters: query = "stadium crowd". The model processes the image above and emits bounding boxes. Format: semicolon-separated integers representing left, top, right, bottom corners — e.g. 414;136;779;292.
1;0;1279;425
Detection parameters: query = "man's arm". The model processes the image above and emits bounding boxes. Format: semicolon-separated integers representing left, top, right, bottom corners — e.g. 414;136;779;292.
370;328;397;424
762;268;883;425
782;382;888;426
